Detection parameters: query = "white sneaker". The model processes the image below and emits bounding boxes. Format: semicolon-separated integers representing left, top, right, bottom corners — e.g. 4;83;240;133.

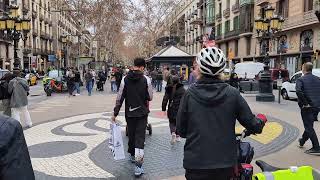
134;166;144;176
176;136;181;142
75;93;80;96
171;133;176;145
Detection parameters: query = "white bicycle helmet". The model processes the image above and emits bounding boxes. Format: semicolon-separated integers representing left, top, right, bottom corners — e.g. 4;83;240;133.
196;47;227;76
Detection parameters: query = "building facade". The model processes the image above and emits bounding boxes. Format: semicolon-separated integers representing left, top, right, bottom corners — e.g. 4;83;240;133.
254;0;320;76
0;0;14;70
0;0;91;71
29;0;54;72
157;0;206;55
215;0;255;67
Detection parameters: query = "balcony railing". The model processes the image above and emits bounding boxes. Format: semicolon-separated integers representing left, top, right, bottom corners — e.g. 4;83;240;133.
215;34;222;41
33;48;41;55
223;8;230;18
23;46;32;54
224;29;240;39
232;3;240;13
190;18;203;25
216;13;222;21
240;0;254;6
255;0;268;6
282;11;318;30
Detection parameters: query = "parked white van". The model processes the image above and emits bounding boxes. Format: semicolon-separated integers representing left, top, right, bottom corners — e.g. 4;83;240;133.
234;62;265;79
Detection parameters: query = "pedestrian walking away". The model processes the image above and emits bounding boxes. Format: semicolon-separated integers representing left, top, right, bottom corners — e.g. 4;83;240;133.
150;68;157;89
176;47;266;180
296;62;320;155
162;75;185;145
91;69;96;89
156;68;163;92
74;68;81;95
115;68;123;92
110;71;117;92
229;72;239;89
8;70;33;128
0;72;14;116
163;67;170;82
66;68;75;97
85;70;93;96
112;57;153;177
188;65;197;85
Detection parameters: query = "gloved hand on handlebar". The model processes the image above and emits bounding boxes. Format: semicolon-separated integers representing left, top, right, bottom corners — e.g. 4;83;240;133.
257;113;268;124
244;114;268;137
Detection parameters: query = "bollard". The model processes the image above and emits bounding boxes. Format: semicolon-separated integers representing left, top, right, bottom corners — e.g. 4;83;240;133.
277;79;282;104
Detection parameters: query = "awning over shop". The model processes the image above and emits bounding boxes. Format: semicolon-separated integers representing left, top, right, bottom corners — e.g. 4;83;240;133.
148;45;195;64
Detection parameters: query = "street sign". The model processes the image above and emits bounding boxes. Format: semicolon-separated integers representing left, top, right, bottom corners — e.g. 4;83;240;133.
277;79;283;87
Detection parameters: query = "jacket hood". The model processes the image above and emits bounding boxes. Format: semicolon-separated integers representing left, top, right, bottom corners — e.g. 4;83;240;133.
188;77;229;105
127;70;144;81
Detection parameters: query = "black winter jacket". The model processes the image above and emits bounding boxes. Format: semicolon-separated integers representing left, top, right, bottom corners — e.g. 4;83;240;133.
0;115;35;180
177;77;265;169
296;73;320;108
162;83;185;120
114;70;153;118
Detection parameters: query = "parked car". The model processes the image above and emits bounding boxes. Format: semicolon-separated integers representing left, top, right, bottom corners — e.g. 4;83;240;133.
25;73;37;86
255;69;289;89
234;62;264;80
0;69;10;79
281;69;320;100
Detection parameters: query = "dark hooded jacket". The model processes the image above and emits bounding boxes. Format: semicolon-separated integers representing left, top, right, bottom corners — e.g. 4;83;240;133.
162;83;185;120
177;77;265;169
296;72;320;108
114;70;153;118
0;115;35;180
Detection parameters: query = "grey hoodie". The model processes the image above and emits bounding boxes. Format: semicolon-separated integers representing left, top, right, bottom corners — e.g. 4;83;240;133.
8;77;29;108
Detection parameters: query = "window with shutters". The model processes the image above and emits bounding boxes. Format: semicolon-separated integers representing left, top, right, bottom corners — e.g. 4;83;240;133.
277;0;289;18
217;24;222;36
233;16;240;30
225;20;230;33
304;0;314;12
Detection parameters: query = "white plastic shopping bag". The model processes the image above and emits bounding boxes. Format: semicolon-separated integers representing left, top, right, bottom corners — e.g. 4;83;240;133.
109;123;125;160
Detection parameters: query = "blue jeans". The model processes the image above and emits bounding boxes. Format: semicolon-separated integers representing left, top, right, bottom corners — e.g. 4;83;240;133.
111;81;117;92
74;82;80;94
156;80;162;92
86;81;93;96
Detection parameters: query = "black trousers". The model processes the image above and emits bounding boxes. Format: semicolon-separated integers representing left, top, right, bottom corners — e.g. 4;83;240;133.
126;116;148;156
301;108;320;149
185;168;233;180
169;118;177;134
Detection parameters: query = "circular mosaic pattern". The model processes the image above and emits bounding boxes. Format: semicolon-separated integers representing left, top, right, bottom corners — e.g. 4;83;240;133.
29;141;87;158
24;111;299;179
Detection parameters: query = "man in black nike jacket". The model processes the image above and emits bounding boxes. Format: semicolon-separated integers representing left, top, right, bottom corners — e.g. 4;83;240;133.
112;58;153;176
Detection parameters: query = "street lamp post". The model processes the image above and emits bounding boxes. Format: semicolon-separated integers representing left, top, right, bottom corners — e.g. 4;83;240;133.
0;5;31;71
61;35;68;68
254;4;285;102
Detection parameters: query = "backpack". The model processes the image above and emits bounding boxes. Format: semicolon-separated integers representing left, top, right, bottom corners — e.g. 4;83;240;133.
0;81;10;100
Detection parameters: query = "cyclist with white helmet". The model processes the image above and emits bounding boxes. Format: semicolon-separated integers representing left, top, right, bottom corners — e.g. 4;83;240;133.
176;47;267;179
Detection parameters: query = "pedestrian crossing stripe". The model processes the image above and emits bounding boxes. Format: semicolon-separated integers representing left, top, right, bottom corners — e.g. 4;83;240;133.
235;122;283;145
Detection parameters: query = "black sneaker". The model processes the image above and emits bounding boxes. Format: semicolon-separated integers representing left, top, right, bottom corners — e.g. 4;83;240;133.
298;138;305;148
305;148;320;155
